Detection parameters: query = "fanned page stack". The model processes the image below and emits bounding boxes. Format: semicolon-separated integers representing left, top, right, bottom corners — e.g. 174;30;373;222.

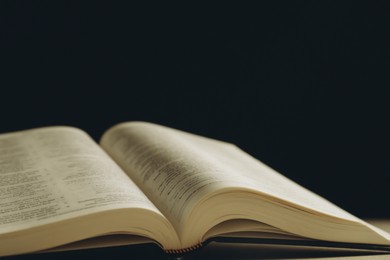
0;122;389;257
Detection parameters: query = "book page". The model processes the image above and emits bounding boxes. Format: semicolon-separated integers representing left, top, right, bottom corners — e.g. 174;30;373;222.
100;122;362;234
101;122;238;233
0;126;163;234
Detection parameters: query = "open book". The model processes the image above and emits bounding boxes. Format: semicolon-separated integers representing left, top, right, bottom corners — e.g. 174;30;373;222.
0;121;389;257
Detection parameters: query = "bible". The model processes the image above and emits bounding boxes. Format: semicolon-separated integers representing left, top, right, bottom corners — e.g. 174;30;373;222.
0;121;389;257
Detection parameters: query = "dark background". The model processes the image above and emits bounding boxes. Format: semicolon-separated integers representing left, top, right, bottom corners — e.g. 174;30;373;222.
1;1;389;222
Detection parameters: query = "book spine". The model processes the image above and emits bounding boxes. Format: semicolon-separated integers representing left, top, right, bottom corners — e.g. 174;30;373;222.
164;243;203;254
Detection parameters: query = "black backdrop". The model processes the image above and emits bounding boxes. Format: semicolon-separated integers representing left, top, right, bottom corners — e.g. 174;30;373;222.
1;2;389;218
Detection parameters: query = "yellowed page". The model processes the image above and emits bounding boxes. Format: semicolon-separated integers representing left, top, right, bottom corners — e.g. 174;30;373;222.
0;126;164;233
101;122;240;233
100;122;390;247
101;122;355;225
